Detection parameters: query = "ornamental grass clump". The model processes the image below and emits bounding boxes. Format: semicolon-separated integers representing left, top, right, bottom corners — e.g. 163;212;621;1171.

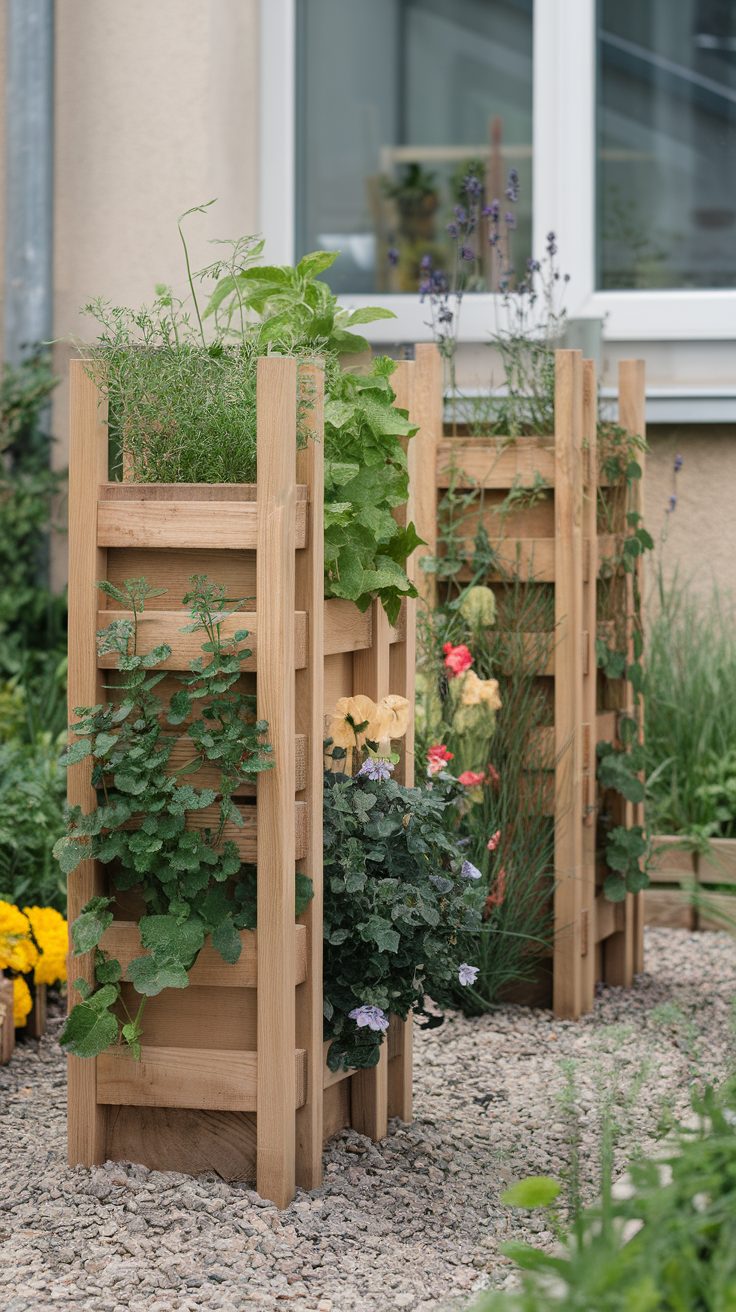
322;695;483;1071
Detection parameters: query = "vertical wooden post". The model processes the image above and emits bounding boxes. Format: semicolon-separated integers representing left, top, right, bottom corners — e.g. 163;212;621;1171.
411;344;443;609
605;359;647;982
256;357;297;1208
580;359;597;1012
387;358;415;1122
350;600;391;1141
294;363;325;1190
67;359;109;1165
553;351;585;1020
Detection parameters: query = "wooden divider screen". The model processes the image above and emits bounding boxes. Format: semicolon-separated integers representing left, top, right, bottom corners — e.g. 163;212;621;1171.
411;345;646;1019
66;355;416;1206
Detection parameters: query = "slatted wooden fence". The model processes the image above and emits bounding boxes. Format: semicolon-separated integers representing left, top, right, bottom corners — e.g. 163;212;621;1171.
67;355;417;1206
647;836;736;930
412;344;646;1019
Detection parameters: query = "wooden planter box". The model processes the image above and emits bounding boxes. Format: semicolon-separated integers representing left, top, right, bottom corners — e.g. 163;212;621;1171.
0;977;14;1064
412;345;646;1019
67;356;417;1205
646;835;736;932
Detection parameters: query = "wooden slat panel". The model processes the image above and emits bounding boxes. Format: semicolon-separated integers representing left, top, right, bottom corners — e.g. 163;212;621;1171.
648;837;697;883
98;498;307;550
448;538;589;584
324;598;372;654
96;608;307;671
97;1046;307;1111
99;923;308;988
118;984;257;1050
322;1078;351;1143
436;437;556;489
413;344;443;607
106;548;257;606
495;632;556;676
643;888;694;930
101;481;307;502
121;799;307;862
698;839;736;886
106;1106;256;1182
594;894;626;943
166;733;307;795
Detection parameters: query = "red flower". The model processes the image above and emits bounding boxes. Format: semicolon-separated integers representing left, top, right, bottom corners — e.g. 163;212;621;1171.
487;829;501;852
458;770;486;787
442;642;473;678
427;743;453;776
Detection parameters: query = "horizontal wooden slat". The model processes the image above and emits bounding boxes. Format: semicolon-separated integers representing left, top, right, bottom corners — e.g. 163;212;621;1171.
101;482;308;502
698;839;736;886
596;711;618;744
436;438;556;489
118;983;257;1050
644;888;694;930
97;1045;307;1111
450;538;590;584
106;1106;256;1182
105;549;257;608
594;894;627;943
323;598;372;654
96;609;307;671
648;837;697;883
99;923;308;988
98;498;307;550
524;726;555;770
120;799;306;861
166;734;307;795
494;632;556;676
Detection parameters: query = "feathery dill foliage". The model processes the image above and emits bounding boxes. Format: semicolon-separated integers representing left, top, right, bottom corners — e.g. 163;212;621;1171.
83;295;261;484
645;569;736;839
418;479;556;1010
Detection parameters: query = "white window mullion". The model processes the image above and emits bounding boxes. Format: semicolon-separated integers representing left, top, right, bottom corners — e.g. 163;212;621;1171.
259;0;296;263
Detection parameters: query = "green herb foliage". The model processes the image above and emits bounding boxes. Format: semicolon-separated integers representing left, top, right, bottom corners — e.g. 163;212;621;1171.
476;1083;736;1311
57;576;310;1059
322;758;482;1072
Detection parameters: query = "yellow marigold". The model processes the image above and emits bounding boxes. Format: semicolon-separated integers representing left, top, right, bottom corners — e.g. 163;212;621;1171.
13;975;32;1028
24;906;68;987
375;694;411;740
326;695;387;748
0;901;38;975
459;670;502;712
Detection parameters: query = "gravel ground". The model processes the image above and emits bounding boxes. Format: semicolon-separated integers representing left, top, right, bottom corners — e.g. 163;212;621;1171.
1;927;735;1312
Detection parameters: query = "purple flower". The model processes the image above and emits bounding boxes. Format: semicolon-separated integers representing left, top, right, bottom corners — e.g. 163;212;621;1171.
358;758;394;782
460;245;475;262
674;453;683;472
485;199;500;222
446;222;459;238
454;205;467;225
458;963;479;987
505;212;516;230
420;253;432;271
505;169;519;203
387;247;399;267
527;258;540;273
546;231;557;255
464;174;483;199
667;493;677;513
349;1005;389;1033
460;860;483;881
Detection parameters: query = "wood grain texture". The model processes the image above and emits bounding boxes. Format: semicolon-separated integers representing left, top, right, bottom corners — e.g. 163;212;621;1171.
255;356;297;1207
580;359;598;1012
97;1045;307;1111
552;351;585;1020
323;598;372;654
96;608;307;672
106;1106;257;1181
0;978;15;1065
294;363;325;1190
436;437;556;489
99;923;307;988
120;799;307;862
117;984;257;1050
166;733;307;795
26;983;47;1040
98;497;306;549
106;548;257;607
67;360;108;1165
322;1078;351;1144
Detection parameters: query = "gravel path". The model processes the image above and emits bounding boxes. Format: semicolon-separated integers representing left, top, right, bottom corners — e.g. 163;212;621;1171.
1;927;735;1312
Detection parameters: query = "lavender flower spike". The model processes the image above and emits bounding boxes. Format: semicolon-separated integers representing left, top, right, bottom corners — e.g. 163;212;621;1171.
358;757;394;781
674;453;683;472
458;963;479;987
349;1005;390;1033
460;859;483;881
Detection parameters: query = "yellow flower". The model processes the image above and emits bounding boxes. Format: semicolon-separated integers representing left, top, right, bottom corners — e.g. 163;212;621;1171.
326;695;383;748
459;670;502;711
24;906;68;986
13;976;32;1028
0;901;38;975
458;585;496;628
375;694;411;740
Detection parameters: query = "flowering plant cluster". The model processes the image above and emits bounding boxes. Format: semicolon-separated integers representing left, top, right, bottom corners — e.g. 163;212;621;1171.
0;899;67;1027
322;694;482;1070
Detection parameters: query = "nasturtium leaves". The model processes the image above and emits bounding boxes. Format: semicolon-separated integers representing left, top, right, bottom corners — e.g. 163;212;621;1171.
71;898;114;955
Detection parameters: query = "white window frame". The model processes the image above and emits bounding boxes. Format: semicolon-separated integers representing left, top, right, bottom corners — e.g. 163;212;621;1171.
260;0;736;343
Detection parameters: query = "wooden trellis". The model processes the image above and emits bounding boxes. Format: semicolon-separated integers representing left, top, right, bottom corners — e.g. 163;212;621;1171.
66;355;417;1205
412;345;646;1019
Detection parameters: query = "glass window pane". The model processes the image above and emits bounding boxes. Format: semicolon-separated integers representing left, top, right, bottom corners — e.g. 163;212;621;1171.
296;0;533;294
598;0;736;289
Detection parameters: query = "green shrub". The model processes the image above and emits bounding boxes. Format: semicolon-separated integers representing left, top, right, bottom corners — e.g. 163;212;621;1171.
645;572;736;839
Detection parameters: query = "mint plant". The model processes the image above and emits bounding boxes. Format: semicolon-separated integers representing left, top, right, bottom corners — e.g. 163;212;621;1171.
56;576;310;1059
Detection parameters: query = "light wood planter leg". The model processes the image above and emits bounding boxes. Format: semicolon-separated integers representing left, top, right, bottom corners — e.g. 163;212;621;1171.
256;358;297;1207
552;351;585;1020
580;359;597;1014
67;360;109;1166
294;364;325;1190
